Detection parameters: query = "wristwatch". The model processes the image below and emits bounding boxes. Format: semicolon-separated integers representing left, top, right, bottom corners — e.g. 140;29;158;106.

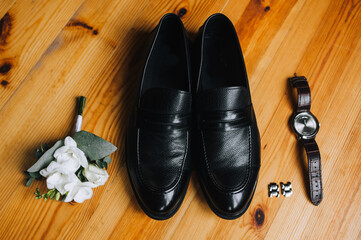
289;75;323;206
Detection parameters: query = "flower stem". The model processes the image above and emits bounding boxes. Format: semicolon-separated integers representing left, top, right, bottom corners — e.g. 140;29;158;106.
78;96;87;116
75;96;87;132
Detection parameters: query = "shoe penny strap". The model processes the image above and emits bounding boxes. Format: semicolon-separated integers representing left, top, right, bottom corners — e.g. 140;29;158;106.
197;105;254;130
138;109;191;130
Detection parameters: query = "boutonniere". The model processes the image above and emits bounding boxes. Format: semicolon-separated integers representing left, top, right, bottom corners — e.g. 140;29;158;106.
25;97;117;203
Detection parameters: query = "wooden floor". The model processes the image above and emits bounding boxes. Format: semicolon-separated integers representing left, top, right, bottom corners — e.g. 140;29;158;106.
0;0;360;239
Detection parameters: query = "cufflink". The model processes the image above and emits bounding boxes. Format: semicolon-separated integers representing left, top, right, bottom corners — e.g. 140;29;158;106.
281;182;293;197
268;183;279;197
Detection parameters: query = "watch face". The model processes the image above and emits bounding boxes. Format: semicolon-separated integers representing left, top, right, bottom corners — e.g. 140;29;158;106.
293;112;319;137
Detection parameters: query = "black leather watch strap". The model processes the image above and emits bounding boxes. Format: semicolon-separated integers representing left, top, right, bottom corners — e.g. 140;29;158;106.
289;75;323;205
302;138;323;205
289;76;311;113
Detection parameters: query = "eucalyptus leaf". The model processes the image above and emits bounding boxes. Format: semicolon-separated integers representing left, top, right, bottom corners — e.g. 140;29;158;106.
28;171;42;180
103;156;111;170
43;143;50;151
27;140;64;172
34;150;43;159
95;159;104;168
103;156;111;165
73;131;117;160
26;177;34;187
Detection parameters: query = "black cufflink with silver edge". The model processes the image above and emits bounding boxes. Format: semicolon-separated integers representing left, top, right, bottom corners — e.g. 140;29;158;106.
268;183;280;197
281;182;293;197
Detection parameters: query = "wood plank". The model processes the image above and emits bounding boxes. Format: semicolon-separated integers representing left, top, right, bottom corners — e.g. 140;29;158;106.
0;0;85;109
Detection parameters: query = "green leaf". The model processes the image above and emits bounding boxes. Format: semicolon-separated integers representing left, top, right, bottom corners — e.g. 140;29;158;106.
103;156;111;165
47;189;56;199
73;131;117;161
26;177;34;187
35;196;42;199
49;191;56;199
34;150;43;159
27;140;64;172
44;191;50;199
95;159;104;168
34;143;50;159
62;192;68;202
28;171;42;180
76;167;86;182
43;143;50;151
55;192;61;201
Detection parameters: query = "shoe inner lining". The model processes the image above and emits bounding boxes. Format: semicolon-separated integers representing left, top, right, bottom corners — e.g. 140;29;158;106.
142;17;188;95
200;16;247;91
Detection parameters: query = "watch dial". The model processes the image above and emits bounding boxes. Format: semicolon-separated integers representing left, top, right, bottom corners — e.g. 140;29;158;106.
294;112;318;136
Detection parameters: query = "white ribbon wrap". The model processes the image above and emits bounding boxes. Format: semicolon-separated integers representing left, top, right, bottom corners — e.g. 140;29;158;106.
75;115;83;132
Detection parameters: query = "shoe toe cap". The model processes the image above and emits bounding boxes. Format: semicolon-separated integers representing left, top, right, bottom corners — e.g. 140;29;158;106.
136;183;186;220
201;169;259;219
210;187;255;219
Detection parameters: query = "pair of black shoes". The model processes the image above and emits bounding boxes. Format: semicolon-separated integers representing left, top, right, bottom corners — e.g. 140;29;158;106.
126;13;260;220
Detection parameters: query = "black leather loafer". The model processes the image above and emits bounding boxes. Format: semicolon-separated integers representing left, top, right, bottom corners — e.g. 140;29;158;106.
192;13;261;220
126;14;192;220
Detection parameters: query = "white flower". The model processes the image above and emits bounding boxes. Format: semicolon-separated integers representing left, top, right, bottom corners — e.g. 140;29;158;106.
53;136;88;172
40;161;79;194
63;180;96;203
83;164;109;186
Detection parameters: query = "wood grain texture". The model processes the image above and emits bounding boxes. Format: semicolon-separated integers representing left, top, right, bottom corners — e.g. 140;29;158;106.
0;0;85;109
0;0;15;20
0;0;360;239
